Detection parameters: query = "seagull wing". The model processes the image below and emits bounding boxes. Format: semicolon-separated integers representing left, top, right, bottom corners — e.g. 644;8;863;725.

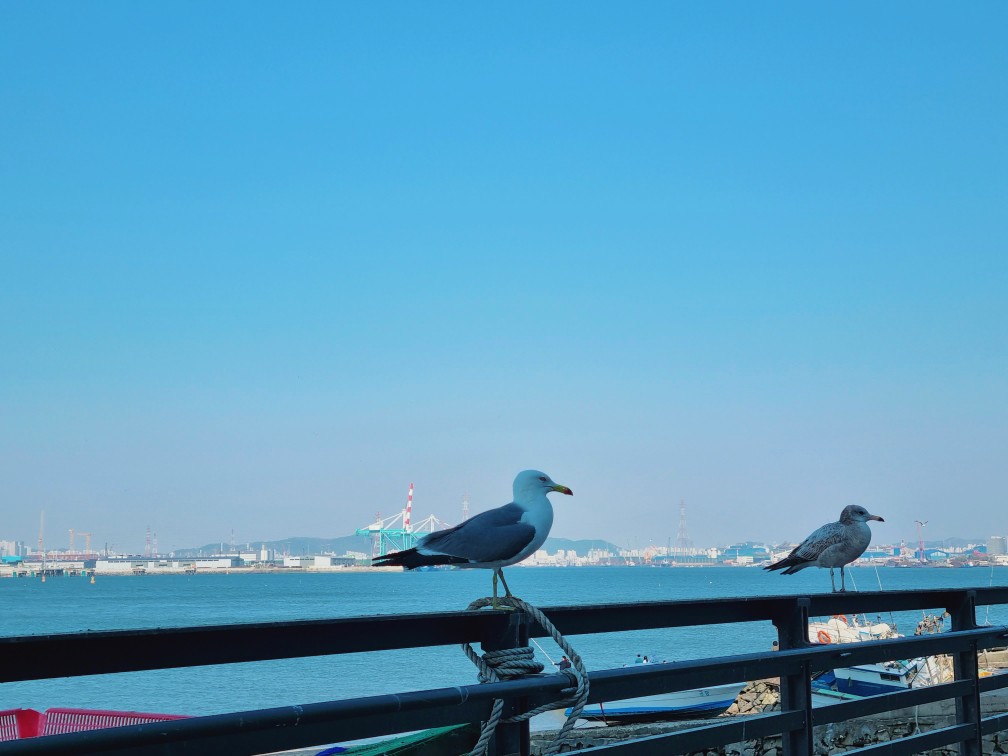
788;522;846;562
418;503;536;564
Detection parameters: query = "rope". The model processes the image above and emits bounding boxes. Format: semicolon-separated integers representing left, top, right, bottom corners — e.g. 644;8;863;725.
462;595;590;756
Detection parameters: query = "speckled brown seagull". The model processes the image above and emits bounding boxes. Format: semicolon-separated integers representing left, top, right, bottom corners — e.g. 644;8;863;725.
764;505;884;592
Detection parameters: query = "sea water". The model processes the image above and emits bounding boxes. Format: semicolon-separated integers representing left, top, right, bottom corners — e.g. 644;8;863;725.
2;566;1006;716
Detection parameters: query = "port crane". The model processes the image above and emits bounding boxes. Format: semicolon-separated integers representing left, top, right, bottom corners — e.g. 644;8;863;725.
355;483;453;558
67;529;95;559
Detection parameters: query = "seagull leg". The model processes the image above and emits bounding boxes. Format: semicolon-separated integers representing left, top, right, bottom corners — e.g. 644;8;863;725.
497;569;514;598
839;566;847;592
491;571;499;609
830;568;837;592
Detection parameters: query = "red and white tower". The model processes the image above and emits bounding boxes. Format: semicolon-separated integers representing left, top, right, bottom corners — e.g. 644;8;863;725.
404;483;414;533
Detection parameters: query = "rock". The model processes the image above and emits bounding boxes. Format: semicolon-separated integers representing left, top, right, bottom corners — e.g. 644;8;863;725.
856;724;875;744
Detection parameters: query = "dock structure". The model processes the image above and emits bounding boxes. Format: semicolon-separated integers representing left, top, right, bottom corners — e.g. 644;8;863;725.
2;588;1008;755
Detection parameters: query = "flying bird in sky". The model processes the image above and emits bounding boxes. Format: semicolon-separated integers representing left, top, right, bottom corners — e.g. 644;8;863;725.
764;505;885;592
373;469;573;602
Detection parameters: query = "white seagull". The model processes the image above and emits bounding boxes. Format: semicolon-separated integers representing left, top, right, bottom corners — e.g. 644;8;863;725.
764;505;884;592
373;470;573;600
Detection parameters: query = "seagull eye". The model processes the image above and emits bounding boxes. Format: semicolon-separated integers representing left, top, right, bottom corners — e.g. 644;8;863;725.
539;476;547;481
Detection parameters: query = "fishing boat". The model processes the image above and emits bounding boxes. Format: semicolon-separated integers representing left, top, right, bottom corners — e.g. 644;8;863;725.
807;613;897;645
572;681;746;723
811;655;953;704
807;613;955;706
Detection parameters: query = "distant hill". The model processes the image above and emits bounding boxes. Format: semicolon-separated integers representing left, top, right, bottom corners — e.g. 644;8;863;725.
175;534;620;559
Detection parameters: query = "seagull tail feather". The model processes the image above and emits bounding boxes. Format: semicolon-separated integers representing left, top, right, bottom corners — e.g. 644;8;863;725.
764;556;812;575
372;548;467;570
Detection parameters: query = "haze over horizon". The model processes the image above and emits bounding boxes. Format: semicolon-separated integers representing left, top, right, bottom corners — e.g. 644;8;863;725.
3;4;1006;556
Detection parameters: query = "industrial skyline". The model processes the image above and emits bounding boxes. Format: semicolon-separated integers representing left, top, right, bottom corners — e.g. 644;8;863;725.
1;495;999;560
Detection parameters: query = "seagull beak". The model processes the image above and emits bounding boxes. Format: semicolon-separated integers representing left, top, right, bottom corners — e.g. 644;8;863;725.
870;515;884;522
551;484;574;496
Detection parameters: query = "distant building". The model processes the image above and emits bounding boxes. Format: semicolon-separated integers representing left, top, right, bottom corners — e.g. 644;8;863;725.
282;555;356;569
859;548;892;561
723;542;772;564
95;556;239;574
989;536;1007;556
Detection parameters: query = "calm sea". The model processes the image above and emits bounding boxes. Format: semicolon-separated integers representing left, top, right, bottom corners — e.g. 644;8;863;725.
2;566;1006;716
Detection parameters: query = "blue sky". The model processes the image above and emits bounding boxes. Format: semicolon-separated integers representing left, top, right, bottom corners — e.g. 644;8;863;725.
2;3;1006;554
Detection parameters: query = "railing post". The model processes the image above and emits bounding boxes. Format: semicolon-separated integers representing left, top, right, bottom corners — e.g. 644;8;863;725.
775;597;812;756
481;610;531;756
949;589;981;756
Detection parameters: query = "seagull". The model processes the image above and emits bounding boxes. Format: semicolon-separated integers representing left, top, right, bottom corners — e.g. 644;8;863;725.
373;470;573;601
764;505;884;592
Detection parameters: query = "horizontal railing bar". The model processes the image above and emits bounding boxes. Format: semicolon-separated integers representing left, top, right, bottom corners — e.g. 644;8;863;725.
3;593;1007;684
0;684;504;755
541;588;1008;639
577;628;1005;701
811;679;973;726
564;710;806;755
793;627;1008;673
0;662;791;756
839;722;973;756
3;621;1003;697
0;666;797;756
980;672;1008;694
807;587;1008;617
0;610;513;684
982;712;1008;737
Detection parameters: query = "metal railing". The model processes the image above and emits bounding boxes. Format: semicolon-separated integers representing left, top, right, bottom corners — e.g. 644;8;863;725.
2;587;1008;755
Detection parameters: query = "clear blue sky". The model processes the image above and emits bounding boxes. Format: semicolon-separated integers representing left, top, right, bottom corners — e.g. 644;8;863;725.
2;3;1006;554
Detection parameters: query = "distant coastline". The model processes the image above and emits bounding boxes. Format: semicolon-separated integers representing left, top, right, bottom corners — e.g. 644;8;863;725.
2;559;997;579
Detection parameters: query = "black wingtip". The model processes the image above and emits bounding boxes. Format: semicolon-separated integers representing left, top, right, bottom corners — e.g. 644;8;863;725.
373;548;467;570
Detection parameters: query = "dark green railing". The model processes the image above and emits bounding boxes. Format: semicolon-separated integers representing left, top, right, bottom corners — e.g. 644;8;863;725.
2;588;1008;755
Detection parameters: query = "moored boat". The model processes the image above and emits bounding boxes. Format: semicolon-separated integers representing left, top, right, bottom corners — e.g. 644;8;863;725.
807;612;955;706
571;681;746;723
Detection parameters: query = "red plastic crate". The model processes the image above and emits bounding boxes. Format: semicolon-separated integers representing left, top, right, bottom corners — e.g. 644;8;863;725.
0;709;46;741
0;707;187;741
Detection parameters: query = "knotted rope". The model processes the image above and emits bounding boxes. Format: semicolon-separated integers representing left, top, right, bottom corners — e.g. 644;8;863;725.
462;596;589;756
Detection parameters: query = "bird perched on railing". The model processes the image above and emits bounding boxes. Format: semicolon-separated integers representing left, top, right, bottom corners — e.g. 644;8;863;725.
764;505;884;592
373;470;573;603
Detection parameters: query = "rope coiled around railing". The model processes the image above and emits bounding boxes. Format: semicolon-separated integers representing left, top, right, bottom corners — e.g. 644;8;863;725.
461;596;589;756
